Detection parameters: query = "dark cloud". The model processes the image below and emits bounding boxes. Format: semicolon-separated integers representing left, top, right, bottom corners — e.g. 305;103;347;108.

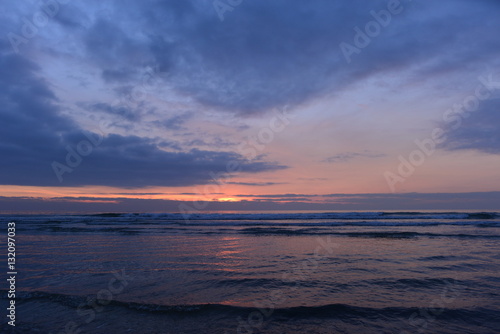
52;137;286;187
3;1;500;116
439;98;500;154
83;19;147;73
81;102;142;122
2;191;499;213
52;3;90;29
150;112;193;130
184;136;237;148
235;194;316;198
111;193;164;196
0;45;78;186
320;192;500;202
102;68;135;83
251;197;312;202
0;46;286;188
226;182;286;186
157;140;182;151
57;0;500;114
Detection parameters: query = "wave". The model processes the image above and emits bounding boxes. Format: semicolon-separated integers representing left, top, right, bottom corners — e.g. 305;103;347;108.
238;228;500;238
3;212;499;223
11;219;500;239
87;211;499;221
172;221;500;227
11;219;500;229
22;224;500;238
4;212;500;239
3;290;497;322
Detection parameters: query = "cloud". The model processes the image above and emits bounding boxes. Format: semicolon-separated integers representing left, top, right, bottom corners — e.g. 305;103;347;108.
111;193;164;196
52;136;287;187
184;136;238;149
150;113;193;131
83;18;148;75
298;177;328;181
0;46;286;188
439;98;500;154
2;191;500;213
5;0;499;119
3;0;500;117
1;0;499;196
235;193;315;198
81;102;142;122
323;150;386;163
251;197;312;202
50;0;500;115
226;182;286;186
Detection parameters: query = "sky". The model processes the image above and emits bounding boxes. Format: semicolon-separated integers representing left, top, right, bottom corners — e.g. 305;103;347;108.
1;0;500;213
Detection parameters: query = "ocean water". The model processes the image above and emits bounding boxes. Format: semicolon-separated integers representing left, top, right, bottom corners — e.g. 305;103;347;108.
1;211;500;333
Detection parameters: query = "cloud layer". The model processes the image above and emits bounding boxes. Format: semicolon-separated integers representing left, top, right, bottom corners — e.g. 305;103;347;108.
1;0;500;195
15;0;500;115
440;98;500;154
2;192;499;213
0;44;285;187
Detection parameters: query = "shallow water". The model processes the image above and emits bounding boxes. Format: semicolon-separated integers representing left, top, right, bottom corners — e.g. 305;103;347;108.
1;211;500;333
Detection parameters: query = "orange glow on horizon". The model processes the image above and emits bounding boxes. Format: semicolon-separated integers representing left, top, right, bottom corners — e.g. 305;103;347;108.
217;197;239;202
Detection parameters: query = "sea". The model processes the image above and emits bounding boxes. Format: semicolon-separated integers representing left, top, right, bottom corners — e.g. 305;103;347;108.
1;211;500;333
